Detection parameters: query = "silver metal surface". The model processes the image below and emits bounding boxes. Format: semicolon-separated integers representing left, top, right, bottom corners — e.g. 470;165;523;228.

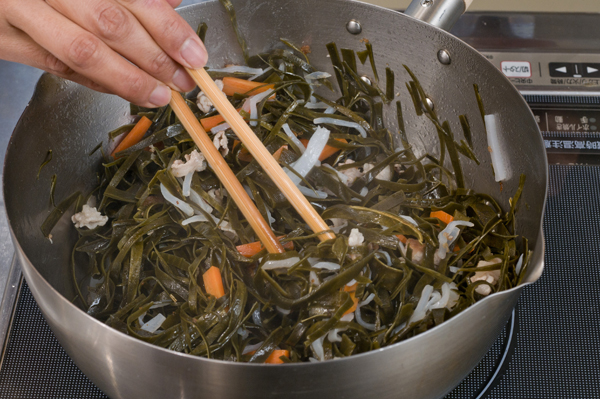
0;256;22;357
405;0;467;31
3;1;547;399
346;19;363;34
437;49;451;65
0;61;44;350
425;97;435;110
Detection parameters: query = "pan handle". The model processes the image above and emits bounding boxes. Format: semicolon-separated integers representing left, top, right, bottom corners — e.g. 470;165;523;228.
404;0;473;31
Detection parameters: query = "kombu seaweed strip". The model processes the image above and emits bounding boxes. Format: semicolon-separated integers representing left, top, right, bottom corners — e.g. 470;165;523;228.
41;191;81;237
37;149;52;179
218;0;250;62
196;22;208;43
473;84;487;129
49;174;57;207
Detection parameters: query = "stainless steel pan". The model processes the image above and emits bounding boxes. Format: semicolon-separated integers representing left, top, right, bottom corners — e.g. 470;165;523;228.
3;0;547;398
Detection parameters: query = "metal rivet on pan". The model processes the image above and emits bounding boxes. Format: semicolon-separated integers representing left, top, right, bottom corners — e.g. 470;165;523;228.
437;49;451;65
421;0;434;7
360;75;372;86
425;97;435;110
347;20;362;35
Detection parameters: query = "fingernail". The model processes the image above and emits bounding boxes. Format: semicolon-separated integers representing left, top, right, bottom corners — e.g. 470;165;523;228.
180;38;207;68
149;84;171;107
172;68;196;92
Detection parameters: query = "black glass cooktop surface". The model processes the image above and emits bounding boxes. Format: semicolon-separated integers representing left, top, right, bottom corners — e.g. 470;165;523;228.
1;163;599;399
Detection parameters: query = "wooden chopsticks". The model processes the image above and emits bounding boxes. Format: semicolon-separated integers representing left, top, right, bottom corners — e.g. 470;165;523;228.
186;67;336;242
169;91;285;254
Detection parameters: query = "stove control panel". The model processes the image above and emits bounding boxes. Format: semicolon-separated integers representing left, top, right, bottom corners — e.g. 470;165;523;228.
481;52;600;89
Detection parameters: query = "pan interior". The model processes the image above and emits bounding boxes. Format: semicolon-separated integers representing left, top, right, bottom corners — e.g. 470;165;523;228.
4;0;546;338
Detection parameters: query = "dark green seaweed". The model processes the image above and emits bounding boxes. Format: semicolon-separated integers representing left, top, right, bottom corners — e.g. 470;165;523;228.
60;16;530;365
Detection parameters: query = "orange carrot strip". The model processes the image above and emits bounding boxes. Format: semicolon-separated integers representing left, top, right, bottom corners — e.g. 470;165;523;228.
343;283;359;316
265;350;290;364
430;210;454;225
222;77;275;97
299;138;348;161
272;145;288;161
237;148;254;163
236;144;286;163
200;108;243;131
202;266;225;298
236;236;294;258
395;234;408;244
111;116;152;157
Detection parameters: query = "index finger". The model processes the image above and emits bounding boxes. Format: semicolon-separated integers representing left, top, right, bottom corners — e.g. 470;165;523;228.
117;0;208;69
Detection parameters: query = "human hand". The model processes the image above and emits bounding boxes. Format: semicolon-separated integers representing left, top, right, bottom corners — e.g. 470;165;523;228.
0;0;207;107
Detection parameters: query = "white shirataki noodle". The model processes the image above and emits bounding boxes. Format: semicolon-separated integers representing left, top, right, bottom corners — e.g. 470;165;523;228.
160;183;194;217
376;251;392;266
446;282;460;309
249;66;273;81
237;328;250;340
305;71;332;81
430;283;451;309
355;293;376;331
399;215;418;226
436;220;475;260
249;88;275;126
313;117;367;138
309;271;320;286
340;313;355;322
304;102;330;109
71;205;109;229
322;163;348;185
211;122;231;134
181;214;212;226
182;172;193;197
261;257;301;271
310;336;326;361
327;326;348;343
515;254;525;276
286;126;330;183
312;261;341;271
282;123;306;154
189;190;214;214
208;188;226;204
297;185;328;199
277;306;291;315
140;314;166;333
242;341;264;355
409;285;434;324
484;114;511;182
328;218;348;233
266;208;275;226
149;301;173;310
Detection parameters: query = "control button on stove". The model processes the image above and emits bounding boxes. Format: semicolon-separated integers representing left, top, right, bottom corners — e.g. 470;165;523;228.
500;61;532;77
549;63;574;77
582;64;600;77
